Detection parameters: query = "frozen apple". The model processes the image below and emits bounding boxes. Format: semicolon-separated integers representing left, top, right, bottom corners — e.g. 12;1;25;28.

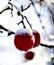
25;51;35;60
14;29;34;51
33;30;40;48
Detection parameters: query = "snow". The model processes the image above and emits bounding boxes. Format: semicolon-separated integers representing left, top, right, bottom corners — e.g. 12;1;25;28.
0;0;54;65
15;29;32;36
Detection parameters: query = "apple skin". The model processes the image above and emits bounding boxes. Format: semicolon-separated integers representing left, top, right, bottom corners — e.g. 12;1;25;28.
14;32;34;51
14;29;40;51
33;31;40;48
25;51;35;60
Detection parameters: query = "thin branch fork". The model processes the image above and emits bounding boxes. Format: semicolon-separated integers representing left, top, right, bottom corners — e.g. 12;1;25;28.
17;11;32;29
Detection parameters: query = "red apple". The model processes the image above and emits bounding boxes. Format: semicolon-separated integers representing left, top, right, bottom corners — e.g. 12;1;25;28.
33;30;40;48
25;51;35;60
14;29;34;51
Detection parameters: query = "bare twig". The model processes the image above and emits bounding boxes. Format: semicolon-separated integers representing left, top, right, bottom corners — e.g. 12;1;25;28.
17;11;33;29
0;7;11;14
21;3;31;12
0;25;15;36
40;43;54;48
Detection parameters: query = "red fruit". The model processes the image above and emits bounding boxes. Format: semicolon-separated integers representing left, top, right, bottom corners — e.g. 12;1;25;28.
14;29;34;51
33;30;40;48
25;51;35;60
